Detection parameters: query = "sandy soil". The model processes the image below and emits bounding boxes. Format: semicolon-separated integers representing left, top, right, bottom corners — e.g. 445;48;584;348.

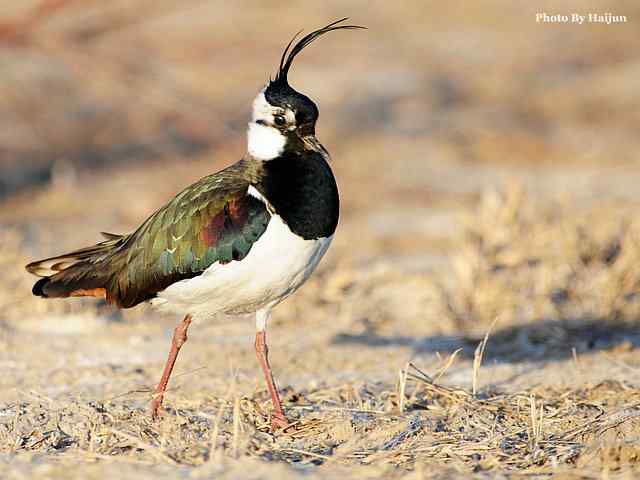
2;1;640;478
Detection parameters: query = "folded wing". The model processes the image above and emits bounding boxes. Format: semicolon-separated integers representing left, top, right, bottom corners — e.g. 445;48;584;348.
26;162;271;308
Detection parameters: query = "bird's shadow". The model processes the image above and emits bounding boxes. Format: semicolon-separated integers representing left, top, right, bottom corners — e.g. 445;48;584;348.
332;316;640;364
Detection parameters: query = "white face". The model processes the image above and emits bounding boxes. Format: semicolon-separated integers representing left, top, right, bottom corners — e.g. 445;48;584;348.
247;90;296;161
251;90;296;127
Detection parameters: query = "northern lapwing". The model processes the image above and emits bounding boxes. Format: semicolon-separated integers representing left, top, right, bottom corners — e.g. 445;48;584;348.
26;19;364;430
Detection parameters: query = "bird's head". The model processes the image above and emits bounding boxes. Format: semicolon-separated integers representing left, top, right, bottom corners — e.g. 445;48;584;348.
248;18;365;160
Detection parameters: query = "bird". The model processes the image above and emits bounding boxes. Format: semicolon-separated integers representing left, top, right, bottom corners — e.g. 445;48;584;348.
25;19;364;431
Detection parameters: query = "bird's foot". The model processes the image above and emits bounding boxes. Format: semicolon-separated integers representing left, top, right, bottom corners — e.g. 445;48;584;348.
149;397;164;421
270;413;290;432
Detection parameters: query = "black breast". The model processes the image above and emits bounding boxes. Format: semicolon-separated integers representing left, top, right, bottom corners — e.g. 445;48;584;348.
257;151;339;239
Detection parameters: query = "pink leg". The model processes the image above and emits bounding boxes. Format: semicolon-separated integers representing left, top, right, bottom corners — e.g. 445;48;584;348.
255;330;289;430
150;314;192;420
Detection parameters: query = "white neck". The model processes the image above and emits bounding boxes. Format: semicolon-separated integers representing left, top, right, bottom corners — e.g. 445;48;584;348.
247;122;286;160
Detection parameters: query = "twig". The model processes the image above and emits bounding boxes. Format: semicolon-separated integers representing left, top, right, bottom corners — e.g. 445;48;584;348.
561;404;640;441
433;348;462;384
231;396;241;459
281;447;332;460
473;318;498;396
398;362;409;413
105;428;176;465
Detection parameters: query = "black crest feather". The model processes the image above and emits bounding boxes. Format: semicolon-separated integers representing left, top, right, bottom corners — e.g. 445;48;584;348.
274;18;366;83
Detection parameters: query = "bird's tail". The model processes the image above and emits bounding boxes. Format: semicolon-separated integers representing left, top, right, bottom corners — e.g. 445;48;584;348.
25;232;125;300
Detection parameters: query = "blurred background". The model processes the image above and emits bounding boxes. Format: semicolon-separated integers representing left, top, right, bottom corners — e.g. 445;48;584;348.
2;1;640;477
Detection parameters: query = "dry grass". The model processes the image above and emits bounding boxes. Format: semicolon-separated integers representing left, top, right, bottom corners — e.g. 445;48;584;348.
2;1;640;478
434;185;640;363
3;189;640;478
3;364;640;475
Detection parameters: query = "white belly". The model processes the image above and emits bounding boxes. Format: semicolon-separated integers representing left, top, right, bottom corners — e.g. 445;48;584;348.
150;214;332;321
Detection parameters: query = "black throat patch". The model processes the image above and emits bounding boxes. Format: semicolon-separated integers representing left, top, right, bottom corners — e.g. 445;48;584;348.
256;150;339;240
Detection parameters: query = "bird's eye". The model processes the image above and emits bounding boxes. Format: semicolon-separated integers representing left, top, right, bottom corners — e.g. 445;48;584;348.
273;115;286;126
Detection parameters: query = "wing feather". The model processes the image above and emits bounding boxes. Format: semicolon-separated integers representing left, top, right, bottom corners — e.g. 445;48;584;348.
107;162;270;307
26;160;270;308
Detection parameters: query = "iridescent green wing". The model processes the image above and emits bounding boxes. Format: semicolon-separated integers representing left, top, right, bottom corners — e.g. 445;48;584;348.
107;162;270;308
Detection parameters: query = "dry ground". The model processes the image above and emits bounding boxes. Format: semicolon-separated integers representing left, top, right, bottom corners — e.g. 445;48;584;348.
2;1;640;478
